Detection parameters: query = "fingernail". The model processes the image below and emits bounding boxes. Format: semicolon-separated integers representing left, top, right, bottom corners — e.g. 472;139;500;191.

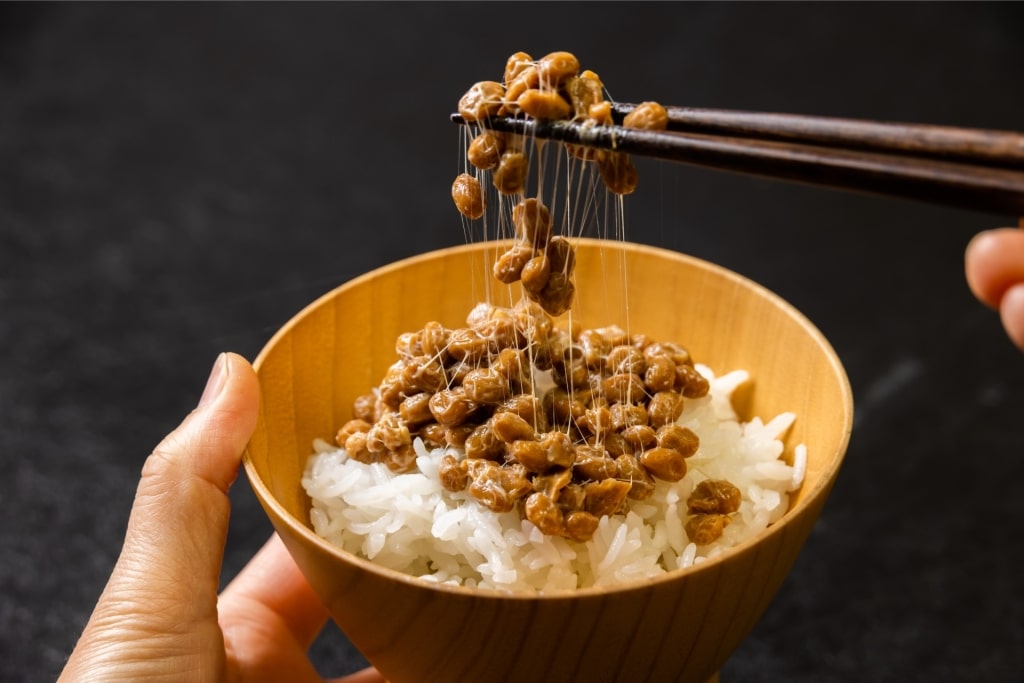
198;353;228;408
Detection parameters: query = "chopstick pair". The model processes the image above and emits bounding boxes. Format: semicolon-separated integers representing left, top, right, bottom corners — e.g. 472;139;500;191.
451;104;1024;215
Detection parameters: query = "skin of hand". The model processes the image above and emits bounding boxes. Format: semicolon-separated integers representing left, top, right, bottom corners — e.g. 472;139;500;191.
59;352;386;683
964;224;1024;351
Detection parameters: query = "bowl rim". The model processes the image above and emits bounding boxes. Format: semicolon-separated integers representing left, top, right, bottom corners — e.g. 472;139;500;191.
243;238;853;599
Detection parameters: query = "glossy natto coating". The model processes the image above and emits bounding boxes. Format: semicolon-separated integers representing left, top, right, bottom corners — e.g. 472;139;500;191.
243;238;853;683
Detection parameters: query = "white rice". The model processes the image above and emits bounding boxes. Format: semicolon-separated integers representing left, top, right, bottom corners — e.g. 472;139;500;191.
302;364;804;592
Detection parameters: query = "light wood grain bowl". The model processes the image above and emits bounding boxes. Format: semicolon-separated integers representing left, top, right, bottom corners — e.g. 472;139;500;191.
244;238;853;683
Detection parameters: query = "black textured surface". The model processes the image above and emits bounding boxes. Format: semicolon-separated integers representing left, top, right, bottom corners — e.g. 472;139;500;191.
4;3;1024;681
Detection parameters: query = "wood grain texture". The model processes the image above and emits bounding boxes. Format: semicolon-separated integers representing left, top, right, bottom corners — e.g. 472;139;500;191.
611;103;1024;167
243;239;853;683
462;115;1024;215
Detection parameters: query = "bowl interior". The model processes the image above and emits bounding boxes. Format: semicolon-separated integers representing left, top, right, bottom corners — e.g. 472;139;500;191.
243;238;853;682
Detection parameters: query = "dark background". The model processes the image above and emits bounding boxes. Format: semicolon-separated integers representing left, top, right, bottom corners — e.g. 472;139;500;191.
3;3;1024;681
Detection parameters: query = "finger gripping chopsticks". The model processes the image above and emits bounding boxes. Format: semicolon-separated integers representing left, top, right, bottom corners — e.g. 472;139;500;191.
451;105;1024;215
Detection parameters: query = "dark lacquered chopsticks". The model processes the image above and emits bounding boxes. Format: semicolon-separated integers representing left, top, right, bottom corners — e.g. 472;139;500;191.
451;104;1024;215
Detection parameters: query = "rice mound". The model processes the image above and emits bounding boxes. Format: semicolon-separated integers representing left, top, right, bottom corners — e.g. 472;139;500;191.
302;365;805;593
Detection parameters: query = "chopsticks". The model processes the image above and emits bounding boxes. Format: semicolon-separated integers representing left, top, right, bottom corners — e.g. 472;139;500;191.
451;104;1024;215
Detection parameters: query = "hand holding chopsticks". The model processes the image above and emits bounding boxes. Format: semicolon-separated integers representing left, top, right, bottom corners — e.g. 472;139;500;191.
452;104;1024;215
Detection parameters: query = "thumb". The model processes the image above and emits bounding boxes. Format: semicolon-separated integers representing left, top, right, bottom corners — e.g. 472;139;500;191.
63;352;260;677
120;351;260;609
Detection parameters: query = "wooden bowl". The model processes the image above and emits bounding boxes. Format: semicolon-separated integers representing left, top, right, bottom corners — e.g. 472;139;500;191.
244;238;853;683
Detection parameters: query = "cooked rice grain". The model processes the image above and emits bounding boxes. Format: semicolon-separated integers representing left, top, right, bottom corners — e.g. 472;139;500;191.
303;366;804;592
